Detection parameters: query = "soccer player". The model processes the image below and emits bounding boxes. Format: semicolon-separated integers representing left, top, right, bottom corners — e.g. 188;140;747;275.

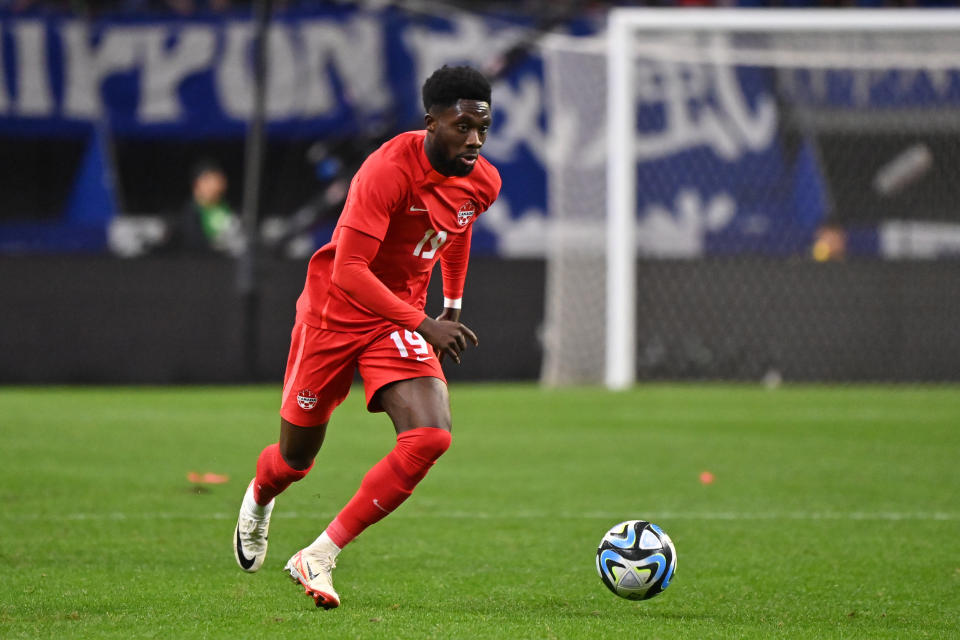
233;65;501;609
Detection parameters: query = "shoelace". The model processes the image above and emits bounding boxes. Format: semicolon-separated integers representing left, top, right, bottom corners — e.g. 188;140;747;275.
239;515;269;549
303;550;336;574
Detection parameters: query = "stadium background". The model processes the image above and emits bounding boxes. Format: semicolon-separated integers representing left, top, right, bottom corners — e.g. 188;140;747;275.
1;0;959;385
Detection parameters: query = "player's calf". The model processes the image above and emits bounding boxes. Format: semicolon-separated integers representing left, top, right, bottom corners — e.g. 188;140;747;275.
324;427;451;548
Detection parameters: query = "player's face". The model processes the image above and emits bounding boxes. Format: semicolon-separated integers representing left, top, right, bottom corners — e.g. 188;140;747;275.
424;99;492;177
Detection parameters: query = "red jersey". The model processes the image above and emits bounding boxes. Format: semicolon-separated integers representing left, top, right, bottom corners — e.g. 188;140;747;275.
296;130;501;333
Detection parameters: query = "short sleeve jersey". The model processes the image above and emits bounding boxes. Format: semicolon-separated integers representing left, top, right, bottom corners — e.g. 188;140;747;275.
295;130;501;332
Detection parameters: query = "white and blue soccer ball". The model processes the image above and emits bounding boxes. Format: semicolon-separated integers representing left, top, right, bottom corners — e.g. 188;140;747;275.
596;520;677;600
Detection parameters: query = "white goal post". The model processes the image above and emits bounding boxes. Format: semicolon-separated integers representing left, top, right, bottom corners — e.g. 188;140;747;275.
598;8;960;390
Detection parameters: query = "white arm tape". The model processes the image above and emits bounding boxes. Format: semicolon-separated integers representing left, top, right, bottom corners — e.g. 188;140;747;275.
443;297;463;309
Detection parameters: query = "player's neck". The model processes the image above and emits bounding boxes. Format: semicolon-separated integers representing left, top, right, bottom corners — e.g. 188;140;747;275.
422;137;447;176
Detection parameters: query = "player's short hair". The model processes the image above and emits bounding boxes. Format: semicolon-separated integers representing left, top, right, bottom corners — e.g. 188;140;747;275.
421;65;492;112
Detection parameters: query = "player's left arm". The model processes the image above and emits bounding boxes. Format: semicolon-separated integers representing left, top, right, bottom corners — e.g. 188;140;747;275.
438;225;472;321
432;166;500;360
438;162;498;324
433;227;472;361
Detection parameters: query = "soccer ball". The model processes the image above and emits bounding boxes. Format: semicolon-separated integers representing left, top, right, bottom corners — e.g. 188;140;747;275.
596;520;677;600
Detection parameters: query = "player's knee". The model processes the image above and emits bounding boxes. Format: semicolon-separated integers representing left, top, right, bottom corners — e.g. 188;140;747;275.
400;426;452;464
418;427;452;462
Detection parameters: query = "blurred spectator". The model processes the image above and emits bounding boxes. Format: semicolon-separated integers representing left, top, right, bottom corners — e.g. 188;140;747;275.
811;225;847;262
165;160;243;255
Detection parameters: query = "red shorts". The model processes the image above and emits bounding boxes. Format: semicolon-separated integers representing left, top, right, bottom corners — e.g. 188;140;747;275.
279;319;447;427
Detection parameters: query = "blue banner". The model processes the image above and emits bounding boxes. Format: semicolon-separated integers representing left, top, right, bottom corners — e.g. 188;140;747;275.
0;7;548;138
2;8;959;258
0;7;554;254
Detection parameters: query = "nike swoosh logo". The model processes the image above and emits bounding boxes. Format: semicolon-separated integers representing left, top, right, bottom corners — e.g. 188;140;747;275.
415;355;433;362
306;560;320;581
373;498;392;514
409;206;428;212
235;526;256;570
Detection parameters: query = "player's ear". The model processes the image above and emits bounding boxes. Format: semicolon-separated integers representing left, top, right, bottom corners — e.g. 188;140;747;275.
424;112;437;132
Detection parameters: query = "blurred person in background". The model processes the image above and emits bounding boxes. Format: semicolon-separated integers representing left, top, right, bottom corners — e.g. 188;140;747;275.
232;64;501;610
164;159;243;255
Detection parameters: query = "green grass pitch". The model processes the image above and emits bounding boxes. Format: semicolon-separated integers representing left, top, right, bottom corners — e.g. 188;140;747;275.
1;384;958;639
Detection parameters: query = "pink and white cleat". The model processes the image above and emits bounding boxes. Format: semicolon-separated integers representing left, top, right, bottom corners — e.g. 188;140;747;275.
284;548;340;609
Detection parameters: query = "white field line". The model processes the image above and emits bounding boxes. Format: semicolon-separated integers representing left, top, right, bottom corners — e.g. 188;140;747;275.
5;510;959;522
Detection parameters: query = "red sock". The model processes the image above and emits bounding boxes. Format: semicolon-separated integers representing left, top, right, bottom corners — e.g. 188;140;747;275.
325;427;451;548
253;443;312;505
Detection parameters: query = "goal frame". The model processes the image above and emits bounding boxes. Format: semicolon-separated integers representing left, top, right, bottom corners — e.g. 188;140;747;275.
604;8;960;389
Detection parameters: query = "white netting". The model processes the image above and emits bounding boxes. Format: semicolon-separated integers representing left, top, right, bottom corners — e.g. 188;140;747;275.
540;35;608;385
540;23;960;386
631;32;960;71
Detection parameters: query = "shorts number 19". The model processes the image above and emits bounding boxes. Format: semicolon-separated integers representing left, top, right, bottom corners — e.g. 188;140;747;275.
389;330;430;358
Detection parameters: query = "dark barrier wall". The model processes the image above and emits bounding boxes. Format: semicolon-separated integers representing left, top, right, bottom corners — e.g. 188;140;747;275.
1;256;957;384
0;256;545;384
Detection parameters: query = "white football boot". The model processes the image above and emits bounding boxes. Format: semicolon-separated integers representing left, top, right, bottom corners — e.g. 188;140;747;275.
284;548;340;609
233;479;274;573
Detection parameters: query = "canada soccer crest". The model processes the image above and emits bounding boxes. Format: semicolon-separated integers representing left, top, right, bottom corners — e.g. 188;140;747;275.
457;201;476;226
297;389;318;411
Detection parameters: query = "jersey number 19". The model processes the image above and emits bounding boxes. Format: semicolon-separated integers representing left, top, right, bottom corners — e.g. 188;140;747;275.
413;229;447;259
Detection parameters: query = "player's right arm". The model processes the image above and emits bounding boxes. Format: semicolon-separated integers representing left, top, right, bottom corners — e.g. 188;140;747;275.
331;227;427;330
331;226;478;364
334;147;478;362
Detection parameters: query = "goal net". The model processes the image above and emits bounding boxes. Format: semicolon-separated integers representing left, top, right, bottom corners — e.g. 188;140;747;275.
540;9;960;388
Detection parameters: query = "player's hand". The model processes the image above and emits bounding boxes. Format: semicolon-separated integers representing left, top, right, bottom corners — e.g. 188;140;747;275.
433;308;462;364
416;315;478;364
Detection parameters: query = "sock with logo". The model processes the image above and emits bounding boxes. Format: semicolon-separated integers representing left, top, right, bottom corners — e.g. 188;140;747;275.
324;427;451;548
253;443;313;506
